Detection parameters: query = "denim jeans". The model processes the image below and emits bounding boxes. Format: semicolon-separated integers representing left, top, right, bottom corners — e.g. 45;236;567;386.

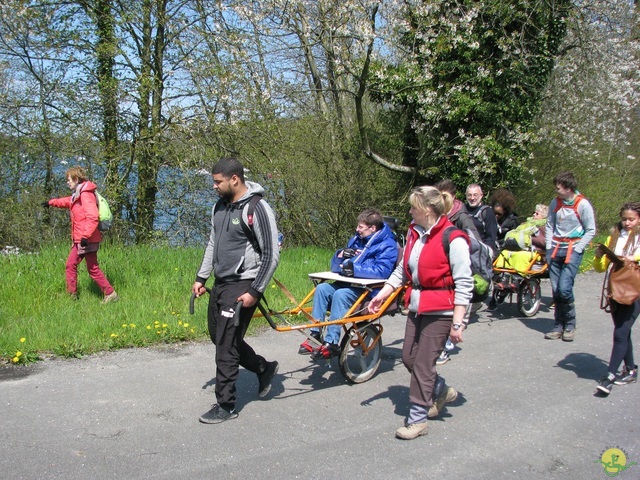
310;282;364;344
547;249;583;330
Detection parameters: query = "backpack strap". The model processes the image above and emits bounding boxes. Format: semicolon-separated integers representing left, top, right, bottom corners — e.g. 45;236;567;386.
241;194;263;253
471;205;490;222
442;226;468;255
553;194;584;222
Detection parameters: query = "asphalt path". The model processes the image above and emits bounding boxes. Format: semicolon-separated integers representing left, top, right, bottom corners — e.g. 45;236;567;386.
1;272;638;479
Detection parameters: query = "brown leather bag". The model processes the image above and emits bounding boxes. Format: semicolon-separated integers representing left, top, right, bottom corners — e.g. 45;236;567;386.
602;260;640;310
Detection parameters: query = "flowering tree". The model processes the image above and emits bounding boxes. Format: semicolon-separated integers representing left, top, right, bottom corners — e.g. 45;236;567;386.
527;0;640;225
369;0;572;190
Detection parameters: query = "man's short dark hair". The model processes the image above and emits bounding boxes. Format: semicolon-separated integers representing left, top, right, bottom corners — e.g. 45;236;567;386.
553;171;578;191
212;157;245;182
357;208;384;230
434;179;457;196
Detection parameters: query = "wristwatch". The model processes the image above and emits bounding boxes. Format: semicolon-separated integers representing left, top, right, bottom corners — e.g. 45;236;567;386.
452;323;465;331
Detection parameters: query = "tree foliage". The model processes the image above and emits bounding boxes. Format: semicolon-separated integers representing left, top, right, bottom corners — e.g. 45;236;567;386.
0;0;638;249
369;0;573;190
527;0;640;227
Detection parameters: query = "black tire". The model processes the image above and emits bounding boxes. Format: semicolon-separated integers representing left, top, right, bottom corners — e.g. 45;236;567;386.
517;278;541;317
338;323;382;384
492;286;509;306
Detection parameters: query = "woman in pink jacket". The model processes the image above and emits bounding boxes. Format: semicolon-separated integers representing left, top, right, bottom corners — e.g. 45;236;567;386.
43;166;118;302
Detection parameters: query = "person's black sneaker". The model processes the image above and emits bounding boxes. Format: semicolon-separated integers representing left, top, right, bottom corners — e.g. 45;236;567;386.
311;342;340;361
614;365;638;385
199;404;238;424
258;361;279;397
596;373;616;395
298;331;322;355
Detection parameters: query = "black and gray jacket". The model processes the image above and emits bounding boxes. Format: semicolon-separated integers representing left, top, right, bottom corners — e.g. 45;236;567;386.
196;181;280;299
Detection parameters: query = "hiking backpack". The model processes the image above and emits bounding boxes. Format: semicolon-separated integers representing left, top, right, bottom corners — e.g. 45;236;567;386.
443;225;493;302
95;192;113;232
553;194;585;221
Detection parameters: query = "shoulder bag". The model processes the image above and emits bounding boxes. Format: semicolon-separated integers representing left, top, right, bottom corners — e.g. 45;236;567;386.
601;260;640;311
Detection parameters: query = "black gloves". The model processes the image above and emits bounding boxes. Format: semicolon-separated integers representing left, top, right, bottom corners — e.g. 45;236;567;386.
41;201;50;208
80;238;88;247
342;248;357;259
341;261;354;277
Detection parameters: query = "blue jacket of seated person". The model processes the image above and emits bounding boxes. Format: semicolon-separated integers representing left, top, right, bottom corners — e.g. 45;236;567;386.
330;222;399;280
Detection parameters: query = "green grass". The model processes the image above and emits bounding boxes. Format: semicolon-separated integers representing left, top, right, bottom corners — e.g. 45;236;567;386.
0;244;330;364
1;237;604;365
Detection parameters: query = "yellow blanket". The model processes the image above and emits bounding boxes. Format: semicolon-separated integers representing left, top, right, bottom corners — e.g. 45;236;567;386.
494;251;539;273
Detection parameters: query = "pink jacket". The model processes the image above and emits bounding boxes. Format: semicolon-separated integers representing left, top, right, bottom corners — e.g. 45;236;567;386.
48;181;101;243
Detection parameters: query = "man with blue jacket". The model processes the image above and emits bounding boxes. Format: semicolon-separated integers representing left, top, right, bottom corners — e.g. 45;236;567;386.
298;208;399;360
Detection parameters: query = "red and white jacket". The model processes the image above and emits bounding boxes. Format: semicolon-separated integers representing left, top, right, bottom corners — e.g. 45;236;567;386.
403;215;471;314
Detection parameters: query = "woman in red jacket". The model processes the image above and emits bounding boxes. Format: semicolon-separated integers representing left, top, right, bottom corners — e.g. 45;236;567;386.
368;186;473;440
43;166;118;303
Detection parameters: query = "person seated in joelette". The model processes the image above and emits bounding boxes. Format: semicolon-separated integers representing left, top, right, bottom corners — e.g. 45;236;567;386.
298;208;399;360
495;204;549;273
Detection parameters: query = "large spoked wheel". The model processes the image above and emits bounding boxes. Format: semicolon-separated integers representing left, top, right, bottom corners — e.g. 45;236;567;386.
517;278;541;317
339;323;383;384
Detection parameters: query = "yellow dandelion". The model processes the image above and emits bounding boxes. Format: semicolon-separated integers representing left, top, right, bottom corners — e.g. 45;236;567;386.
20;337;26;343
190;328;195;333
146;325;152;330
156;331;162;334
110;333;118;338
271;284;276;288
16;351;22;357
129;323;136;328
171;311;176;315
162;324;168;328
12;357;19;363
183;323;189;328
122;324;128;328
178;320;183;325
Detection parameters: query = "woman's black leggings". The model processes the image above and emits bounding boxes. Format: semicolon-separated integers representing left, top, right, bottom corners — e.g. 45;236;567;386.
608;299;640;373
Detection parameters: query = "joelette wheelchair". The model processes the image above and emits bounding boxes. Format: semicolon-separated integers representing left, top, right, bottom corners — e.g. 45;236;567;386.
255;272;406;383
490;249;548;317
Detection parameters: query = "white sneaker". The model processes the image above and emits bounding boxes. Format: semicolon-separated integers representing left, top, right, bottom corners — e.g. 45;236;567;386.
102;291;119;304
436;350;450;366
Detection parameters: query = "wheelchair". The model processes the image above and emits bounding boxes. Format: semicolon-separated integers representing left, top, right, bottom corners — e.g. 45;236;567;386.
490;248;548;317
252;272;406;384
